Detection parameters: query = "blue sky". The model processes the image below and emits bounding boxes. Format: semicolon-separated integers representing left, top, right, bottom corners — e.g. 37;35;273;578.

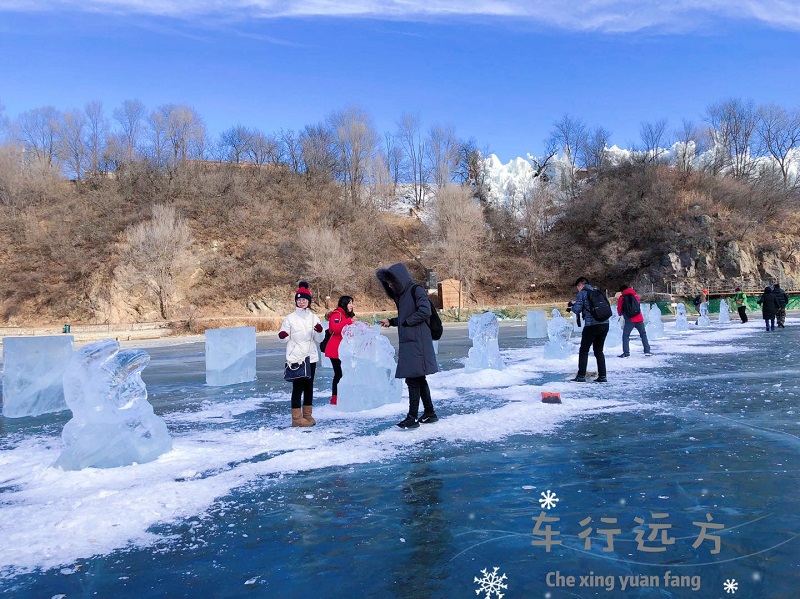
1;1;799;161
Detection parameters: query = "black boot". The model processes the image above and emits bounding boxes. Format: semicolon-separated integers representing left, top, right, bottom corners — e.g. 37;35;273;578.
396;415;419;429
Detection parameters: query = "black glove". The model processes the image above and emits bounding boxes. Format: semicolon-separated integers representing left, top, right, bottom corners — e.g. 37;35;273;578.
566;301;574;313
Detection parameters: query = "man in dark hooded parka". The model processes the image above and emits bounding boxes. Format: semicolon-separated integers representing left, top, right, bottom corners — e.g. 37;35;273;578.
377;263;439;429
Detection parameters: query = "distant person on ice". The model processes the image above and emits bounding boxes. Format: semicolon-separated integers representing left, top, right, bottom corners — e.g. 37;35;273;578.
278;281;325;427
324;295;355;405
616;284;652;358
732;287;748;323
772;283;789;329
376;263;439;429
756;286;778;332
569;277;610;383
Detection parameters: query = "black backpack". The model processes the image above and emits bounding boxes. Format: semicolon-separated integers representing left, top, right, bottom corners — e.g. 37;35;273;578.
586;288;613;321
622;293;641;318
319;329;332;353
414;285;443;340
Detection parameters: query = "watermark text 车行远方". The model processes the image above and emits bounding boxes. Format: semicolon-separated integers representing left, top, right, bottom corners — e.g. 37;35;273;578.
545;571;701;592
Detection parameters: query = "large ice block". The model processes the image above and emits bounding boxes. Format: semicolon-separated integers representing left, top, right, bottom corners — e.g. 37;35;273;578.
465;312;504;371
337;322;402;412
675;303;689;331
543;309;574;360
55;339;172;470
645;303;665;340
205;326;257;386
526;310;548;339
605;315;623;349
2;335;74;418
719;299;730;324
697;302;711;326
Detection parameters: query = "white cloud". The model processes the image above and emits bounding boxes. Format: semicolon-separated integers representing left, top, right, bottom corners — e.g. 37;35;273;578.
2;0;800;33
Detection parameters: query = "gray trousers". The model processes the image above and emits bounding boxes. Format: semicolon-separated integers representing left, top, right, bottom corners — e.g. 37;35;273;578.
622;319;651;355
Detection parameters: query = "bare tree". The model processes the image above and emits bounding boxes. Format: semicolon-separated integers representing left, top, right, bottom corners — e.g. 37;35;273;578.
673;119;700;173
84;101;107;174
397;112;428;207
639;119;670;165
298;225;355;302
17;106;61;169
279;128;302;172
117;204;193;319
59;109;87;180
757;104;800;188
219;125;253;163
430;185;487;311
705;98;759;180
299;123;337;180
426;124;459;188
548;114;588;201
163;104;206;167
327;106;379;205
454;137;489;201
384;130;403;194
112;99;146;163
247;129;281;166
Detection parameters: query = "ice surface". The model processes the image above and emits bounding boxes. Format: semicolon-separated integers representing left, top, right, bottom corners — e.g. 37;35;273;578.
465;312;504;371
675;302;689;331
336;322;403;412
55;339;172;470
719;298;730;323
1;335;74;418
0;316;792;583
605;315;623;348
526;310;547;339
697;301;711;326
645;303;665;339
543;309;574;359
205;326;256;386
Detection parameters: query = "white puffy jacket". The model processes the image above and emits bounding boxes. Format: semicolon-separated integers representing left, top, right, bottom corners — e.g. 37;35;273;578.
279;307;325;364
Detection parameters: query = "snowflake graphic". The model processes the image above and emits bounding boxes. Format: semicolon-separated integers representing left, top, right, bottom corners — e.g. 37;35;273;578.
724;579;738;594
539;489;559;510
474;566;508;599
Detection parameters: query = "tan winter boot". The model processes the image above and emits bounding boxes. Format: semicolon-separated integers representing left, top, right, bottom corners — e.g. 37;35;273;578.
291;408;312;427
302;405;316;426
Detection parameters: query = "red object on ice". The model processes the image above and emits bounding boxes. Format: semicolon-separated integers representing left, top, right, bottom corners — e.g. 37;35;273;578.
541;392;562;404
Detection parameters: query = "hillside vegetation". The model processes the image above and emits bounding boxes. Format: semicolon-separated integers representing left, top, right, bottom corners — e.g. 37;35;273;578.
1;157;798;327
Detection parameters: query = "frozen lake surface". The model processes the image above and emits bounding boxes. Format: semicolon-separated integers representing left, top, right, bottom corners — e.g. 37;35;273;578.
1;318;798;598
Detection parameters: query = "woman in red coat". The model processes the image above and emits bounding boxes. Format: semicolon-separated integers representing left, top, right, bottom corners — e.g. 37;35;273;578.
324;295;354;405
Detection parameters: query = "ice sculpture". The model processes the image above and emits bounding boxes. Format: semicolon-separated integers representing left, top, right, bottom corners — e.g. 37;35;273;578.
465;312;504;371
719;299;730;324
2;335;74;418
697;302;711;326
55;339;172;470
337;322;403;412
543;309;574;359
640;302;651;323
526;310;547;339
205;326;256;386
605;315;623;349
645;303;665;340
675;303;689;331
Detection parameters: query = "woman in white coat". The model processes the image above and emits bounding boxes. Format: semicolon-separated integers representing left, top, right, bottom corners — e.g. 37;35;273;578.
278;281;325;427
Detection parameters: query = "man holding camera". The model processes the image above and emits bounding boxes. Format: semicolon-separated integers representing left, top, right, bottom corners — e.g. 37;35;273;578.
568;277;610;383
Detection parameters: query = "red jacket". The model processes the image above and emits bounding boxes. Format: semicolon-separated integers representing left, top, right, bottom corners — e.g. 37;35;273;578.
324;307;353;359
617;288;644;323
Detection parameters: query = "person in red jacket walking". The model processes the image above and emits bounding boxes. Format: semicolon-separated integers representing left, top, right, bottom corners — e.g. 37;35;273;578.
617;284;652;358
324;295;354;405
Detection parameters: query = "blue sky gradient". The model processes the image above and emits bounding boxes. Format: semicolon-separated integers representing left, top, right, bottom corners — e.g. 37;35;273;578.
1;2;799;160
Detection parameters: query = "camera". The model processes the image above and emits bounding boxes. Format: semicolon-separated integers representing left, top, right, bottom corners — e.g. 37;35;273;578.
566;301;574;313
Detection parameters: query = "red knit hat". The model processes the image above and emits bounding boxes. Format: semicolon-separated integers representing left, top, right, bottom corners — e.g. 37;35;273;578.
295;281;312;303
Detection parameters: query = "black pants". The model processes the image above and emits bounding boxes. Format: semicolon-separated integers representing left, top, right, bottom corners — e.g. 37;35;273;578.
406;376;434;418
737;306;748;323
577;323;609;378
291;361;316;409
330;358;343;395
